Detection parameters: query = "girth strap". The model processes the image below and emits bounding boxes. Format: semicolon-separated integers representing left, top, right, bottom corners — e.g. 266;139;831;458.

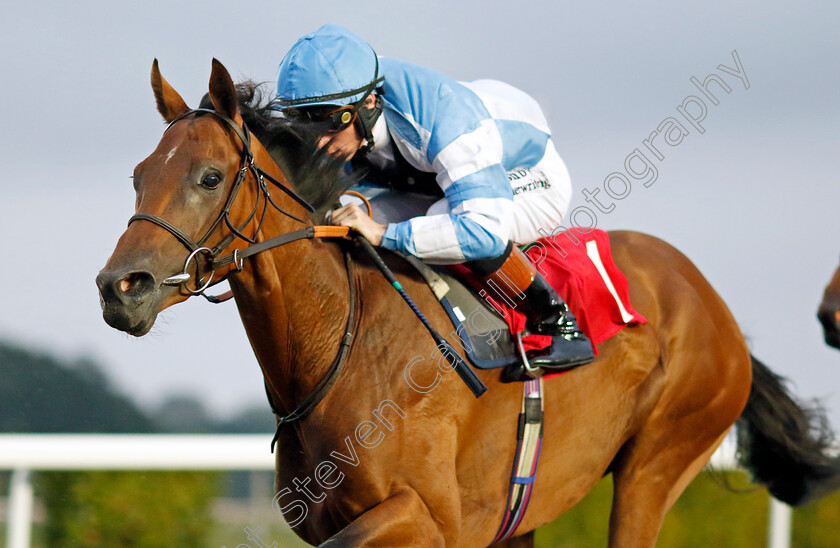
492;377;545;542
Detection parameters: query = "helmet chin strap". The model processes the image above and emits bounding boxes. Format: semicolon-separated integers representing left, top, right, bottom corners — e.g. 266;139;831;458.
355;93;383;156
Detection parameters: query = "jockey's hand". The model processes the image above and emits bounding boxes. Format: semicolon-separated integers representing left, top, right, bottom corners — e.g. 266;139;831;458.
329;203;387;246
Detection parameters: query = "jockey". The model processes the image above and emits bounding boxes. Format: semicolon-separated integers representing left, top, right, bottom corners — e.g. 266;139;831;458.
273;24;593;370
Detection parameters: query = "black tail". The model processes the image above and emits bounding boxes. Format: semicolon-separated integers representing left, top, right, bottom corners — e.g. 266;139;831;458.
736;354;840;505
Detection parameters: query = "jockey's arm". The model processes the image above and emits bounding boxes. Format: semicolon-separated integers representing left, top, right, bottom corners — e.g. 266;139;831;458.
380;87;514;263
337;69;516;263
329;203;388;245
379;160;515;263
330;139;514;261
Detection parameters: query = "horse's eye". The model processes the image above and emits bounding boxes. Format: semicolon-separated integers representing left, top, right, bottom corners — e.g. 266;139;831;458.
201;173;222;189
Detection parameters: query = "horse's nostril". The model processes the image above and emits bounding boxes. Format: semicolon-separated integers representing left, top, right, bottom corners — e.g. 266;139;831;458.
118;271;156;299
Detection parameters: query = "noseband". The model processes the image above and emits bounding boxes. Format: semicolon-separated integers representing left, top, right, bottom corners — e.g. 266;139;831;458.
128;108;323;298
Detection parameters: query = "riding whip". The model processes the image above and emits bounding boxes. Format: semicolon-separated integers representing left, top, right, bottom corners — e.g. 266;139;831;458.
355;235;487;398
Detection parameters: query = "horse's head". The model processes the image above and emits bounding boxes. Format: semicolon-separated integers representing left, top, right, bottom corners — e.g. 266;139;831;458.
818;263;840;349
97;59;295;336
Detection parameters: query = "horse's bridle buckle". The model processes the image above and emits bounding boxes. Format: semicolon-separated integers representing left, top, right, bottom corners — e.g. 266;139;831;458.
233;248;245;271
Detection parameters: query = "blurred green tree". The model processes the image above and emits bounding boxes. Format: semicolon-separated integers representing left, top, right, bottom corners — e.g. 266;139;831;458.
0;339;218;547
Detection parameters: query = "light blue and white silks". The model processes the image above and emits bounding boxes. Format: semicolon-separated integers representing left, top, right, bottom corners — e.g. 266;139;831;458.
364;58;572;263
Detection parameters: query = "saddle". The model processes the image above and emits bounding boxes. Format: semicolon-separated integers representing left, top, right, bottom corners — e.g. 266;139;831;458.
402;229;646;380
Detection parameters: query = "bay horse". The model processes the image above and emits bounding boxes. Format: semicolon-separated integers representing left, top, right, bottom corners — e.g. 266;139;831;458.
818;263;840;349
97;59;840;547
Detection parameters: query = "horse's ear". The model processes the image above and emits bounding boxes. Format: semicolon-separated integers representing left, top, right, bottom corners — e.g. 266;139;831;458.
151;59;190;123
209;58;242;123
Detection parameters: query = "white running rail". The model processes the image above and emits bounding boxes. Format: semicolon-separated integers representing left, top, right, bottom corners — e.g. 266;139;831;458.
0;434;790;548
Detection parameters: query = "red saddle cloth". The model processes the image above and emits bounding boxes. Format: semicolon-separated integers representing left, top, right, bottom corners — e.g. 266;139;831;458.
451;229;646;356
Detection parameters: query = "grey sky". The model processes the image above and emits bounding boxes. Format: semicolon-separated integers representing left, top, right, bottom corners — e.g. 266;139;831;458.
1;2;838;427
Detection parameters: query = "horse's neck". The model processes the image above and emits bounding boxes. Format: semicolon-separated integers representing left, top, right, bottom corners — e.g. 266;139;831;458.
227;138;351;415
229;222;349;414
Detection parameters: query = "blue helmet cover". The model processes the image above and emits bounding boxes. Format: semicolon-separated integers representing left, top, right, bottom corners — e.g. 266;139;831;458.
276;24;380;109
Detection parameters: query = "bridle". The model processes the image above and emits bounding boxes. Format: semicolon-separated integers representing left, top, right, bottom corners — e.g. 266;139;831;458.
128;107;337;298
128;108;359;447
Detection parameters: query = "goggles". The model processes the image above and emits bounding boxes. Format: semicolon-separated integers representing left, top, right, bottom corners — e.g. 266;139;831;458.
283;105;357;134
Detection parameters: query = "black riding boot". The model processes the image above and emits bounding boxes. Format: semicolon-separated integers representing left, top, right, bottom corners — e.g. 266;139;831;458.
518;275;595;370
467;242;595;373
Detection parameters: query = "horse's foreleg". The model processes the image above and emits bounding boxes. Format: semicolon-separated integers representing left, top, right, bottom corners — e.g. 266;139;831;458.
319;486;445;547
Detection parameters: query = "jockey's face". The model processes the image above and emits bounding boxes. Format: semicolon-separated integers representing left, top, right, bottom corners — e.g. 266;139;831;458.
314;94;377;161
317;121;364;160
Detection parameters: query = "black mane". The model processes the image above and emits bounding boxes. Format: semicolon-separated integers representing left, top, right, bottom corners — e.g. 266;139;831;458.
199;81;356;222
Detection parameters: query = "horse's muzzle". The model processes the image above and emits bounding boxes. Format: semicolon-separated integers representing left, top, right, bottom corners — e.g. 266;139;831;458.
96;268;159;336
817;298;840;349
